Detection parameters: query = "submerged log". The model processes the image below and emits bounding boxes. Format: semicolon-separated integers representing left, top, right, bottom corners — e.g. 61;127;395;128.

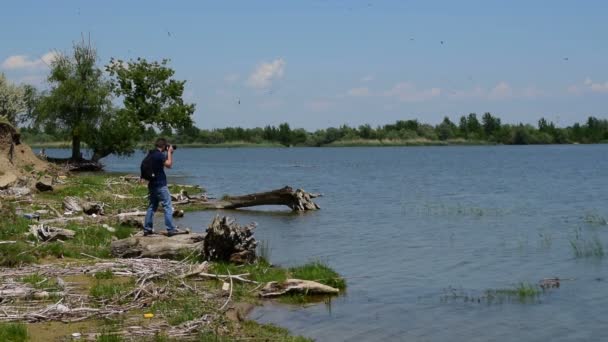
110;233;205;258
259;279;340;297
203;215;257;264
192;186;320;211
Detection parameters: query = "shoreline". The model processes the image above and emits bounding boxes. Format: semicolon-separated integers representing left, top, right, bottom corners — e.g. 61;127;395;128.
27;140;606;149
0;172;343;341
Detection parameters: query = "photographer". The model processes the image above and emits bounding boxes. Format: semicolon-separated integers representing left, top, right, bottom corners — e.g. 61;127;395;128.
141;138;186;237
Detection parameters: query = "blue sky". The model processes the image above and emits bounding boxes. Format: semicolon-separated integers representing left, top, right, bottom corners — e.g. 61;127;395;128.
1;0;607;129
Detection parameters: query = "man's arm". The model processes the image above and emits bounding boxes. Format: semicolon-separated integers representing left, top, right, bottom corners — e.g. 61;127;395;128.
164;147;173;168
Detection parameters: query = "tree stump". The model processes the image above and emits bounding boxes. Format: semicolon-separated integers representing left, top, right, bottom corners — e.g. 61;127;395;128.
203;216;257;264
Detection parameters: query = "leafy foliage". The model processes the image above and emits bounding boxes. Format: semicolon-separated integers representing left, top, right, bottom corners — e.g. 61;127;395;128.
36;39;113;160
0;73;26;125
105;58;195;149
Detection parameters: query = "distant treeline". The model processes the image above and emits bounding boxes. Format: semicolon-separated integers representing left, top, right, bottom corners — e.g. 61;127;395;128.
21;113;608;147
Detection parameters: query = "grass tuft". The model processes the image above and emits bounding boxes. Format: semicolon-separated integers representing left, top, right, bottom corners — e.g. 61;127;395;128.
569;228;604;258
94;270;115;280
289;261;346;290
90;279;135;303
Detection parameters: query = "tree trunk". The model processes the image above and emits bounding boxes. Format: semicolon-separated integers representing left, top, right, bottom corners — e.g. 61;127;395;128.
191;186;320;211
71;133;81;161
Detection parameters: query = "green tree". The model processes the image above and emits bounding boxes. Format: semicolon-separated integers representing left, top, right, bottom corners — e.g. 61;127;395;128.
436;117;457;140
105;57;195;147
37;40;113;160
0;73;26;125
482;112;501;139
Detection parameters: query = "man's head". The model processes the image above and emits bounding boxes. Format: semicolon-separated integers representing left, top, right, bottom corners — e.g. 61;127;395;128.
155;138;168;151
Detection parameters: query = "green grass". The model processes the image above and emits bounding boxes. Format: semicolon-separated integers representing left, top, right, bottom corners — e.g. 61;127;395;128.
94;270;115;280
0;323;28;342
90;279;135;303
20;273;60;291
485;283;542;303
237;321;312;342
151;296;214;326
289;261;346;290
96;331;123;342
0;242;37;267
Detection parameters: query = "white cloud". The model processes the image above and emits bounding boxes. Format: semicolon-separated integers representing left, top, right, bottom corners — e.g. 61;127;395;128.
360;75;374;82
488;81;513;100
246;58;285;89
347;87;371;97
569;77;608;94
1;51;59;70
590;81;608;93
384;82;441;102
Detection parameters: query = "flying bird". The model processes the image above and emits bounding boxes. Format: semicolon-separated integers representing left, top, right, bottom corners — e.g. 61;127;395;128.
563;57;569;61
440;41;444;45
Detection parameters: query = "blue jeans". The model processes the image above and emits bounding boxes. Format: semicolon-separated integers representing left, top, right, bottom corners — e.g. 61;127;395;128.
144;185;176;233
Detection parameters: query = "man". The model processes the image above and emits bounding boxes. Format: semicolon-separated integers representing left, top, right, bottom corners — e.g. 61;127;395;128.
143;138;184;237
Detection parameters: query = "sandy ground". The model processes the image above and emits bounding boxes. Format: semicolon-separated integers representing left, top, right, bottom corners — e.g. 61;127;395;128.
0;122;55;188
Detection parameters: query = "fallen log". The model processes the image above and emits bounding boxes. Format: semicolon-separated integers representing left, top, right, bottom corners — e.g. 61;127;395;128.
259;279;340;297
110;233;205;258
191;186;320;211
110;216;258;261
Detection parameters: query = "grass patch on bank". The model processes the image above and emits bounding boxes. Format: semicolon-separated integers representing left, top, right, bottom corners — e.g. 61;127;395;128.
289;261;346;290
0;323;28;342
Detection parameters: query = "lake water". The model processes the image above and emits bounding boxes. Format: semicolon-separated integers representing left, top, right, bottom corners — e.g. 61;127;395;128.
48;146;608;341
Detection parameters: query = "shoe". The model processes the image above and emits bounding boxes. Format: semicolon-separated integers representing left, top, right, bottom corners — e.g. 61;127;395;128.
143;230;156;237
167;228;189;237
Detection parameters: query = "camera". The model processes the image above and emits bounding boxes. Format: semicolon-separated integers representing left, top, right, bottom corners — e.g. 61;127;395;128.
165;144;177;151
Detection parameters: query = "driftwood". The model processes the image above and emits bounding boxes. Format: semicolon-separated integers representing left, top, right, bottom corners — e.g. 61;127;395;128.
259;279;340;297
62;196;104;215
29;224;75;242
110;233;204;258
187;186;320;211
110;216;258;261
203;216;257;264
